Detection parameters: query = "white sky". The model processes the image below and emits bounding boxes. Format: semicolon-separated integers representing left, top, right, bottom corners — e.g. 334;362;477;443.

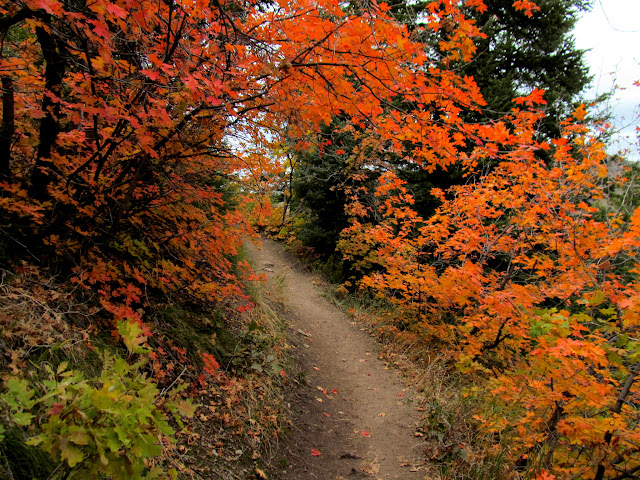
573;0;640;159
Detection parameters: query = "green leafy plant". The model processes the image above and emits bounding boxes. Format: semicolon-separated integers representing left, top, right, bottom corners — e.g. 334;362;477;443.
0;320;196;479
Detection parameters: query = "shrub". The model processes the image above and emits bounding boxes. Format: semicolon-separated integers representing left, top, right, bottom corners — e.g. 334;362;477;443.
0;321;196;480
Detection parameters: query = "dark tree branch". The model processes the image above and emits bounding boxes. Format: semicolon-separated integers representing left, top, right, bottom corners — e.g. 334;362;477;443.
610;464;640;480
0;8;41;33
0;76;14;180
594;363;640;480
30;19;67;198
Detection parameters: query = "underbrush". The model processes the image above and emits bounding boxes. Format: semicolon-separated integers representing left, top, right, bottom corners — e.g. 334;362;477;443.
177;268;293;479
0;248;293;480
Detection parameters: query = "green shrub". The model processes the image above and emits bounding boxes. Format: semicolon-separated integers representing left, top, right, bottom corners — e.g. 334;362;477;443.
0;320;196;480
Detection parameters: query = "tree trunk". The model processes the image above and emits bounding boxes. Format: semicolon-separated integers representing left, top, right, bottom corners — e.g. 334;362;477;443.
30;22;66;198
0;76;14;180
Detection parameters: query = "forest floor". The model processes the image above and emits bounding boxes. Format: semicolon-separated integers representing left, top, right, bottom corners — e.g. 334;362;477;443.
245;238;429;480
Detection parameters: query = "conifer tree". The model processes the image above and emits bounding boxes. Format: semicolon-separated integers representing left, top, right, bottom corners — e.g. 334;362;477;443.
291;0;593;266
398;0;593;216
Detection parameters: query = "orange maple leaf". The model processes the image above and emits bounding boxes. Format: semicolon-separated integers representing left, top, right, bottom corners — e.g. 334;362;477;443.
513;0;541;17
201;352;220;374
513;88;547;106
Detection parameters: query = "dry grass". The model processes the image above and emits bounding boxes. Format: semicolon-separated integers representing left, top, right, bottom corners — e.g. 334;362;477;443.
0;265;92;374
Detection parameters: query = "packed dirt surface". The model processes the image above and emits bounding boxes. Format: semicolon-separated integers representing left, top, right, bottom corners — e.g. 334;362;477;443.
246;239;428;480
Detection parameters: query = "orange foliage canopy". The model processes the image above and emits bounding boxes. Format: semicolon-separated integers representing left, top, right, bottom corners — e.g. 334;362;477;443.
0;0;488;322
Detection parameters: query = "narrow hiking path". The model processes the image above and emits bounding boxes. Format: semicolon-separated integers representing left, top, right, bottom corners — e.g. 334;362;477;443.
246;239;428;480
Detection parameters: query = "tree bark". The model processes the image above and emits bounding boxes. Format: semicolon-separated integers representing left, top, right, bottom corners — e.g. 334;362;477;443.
0;76;14;180
29;22;66;198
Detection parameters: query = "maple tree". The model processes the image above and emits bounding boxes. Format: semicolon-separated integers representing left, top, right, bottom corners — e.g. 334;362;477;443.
397;0;593;220
0;0;492;321
339;98;640;477
288;0;593;272
0;0;494;475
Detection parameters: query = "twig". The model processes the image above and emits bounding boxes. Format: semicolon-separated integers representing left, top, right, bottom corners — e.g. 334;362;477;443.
157;365;188;401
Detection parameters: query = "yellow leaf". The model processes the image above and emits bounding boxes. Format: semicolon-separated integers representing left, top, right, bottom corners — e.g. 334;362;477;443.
60;442;84;467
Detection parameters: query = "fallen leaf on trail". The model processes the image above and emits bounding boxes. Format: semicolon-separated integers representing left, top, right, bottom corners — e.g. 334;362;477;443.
323;412;331;417
361;431;371;437
397;392;404;397
361;461;380;474
313;366;320;371
331;388;338;394
256;467;267;478
316;398;324;403
378;413;386;417
311;449;322;456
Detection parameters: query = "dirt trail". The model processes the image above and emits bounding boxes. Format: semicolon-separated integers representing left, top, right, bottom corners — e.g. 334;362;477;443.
246;239;427;480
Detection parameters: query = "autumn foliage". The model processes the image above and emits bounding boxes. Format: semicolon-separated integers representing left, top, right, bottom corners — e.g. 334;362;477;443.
1;0;640;478
339;101;640;476
0;0;486;319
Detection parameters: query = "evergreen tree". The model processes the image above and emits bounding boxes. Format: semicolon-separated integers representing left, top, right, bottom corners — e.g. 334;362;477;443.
460;0;591;135
290;0;593;273
291;120;377;261
396;0;593;216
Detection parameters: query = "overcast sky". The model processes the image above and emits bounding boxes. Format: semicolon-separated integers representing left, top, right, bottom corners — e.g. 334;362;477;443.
573;0;640;159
